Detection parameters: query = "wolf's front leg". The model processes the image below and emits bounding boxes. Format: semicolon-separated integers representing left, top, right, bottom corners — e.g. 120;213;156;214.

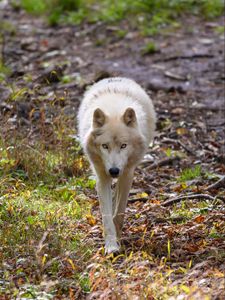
96;175;120;254
113;168;134;238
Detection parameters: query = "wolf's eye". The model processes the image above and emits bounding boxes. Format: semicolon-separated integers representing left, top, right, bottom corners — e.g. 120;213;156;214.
102;144;108;149
121;144;127;149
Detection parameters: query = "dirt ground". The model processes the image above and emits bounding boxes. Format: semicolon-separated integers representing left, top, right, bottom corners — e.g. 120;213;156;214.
0;2;225;300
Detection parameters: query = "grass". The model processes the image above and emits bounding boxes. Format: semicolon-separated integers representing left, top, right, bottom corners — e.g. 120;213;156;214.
0;127;94;297
215;25;225;34
0;62;11;82
169;200;215;222
142;41;158;55
15;0;225;30
0;70;101;296
0;176;92;295
178;165;202;182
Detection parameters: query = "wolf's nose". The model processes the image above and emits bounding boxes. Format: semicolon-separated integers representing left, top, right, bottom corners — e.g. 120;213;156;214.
109;167;120;177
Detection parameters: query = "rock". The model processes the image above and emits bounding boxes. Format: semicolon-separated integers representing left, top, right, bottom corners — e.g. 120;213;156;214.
0;86;11;102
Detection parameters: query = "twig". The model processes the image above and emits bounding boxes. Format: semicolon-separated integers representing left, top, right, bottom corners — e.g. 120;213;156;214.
129;192;225;205
204;176;225;191
161;193;217;207
154;53;214;63
36;231;49;256
144;156;180;171
162;138;196;156
139;159;154;167
164;70;187;81
128;197;149;203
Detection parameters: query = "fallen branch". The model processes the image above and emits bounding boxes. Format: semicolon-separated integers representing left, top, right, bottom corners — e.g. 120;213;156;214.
204;176;225;191
36;231;49;256
161;193;216;207
129;188;152;195
162;138;196;156
144;156;180;171
154;53;214;63
128;197;149;203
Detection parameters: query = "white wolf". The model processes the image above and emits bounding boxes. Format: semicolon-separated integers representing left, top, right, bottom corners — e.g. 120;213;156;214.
78;77;156;254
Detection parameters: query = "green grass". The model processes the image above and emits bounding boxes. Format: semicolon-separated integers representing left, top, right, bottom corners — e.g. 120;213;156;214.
18;0;81;14
0;177;94;297
0;96;96;295
170;200;215;222
15;0;225;29
142;41;158;55
215;25;225;34
0;63;11;82
0;128;94;297
178;165;202;182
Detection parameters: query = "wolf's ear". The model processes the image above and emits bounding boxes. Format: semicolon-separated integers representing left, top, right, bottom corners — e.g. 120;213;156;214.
93;108;106;128
123;108;137;127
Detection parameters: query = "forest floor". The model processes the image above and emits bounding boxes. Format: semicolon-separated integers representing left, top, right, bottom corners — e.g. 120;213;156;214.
0;2;224;300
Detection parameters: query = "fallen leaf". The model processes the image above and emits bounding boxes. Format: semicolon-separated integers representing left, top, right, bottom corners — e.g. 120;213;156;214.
173;183;188;192
194;215;205;223
151;199;161;205
176;127;189;135
86;214;97;226
66;258;77;270
213;269;224;278
136;192;148;198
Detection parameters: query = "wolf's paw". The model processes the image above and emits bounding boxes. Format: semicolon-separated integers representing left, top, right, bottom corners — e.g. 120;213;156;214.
105;239;120;255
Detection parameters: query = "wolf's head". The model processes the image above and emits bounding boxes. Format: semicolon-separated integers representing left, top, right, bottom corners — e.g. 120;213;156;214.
86;107;146;178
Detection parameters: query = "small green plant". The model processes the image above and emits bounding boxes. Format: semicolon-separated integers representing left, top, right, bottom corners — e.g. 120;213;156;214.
92;1;131;23
19;0;83;25
208;225;222;239
142;41;158;55
61;74;72;84
0;62;11;81
20;0;47;15
178;165;202;182
215;26;224;35
201;0;225;18
62;8;88;25
115;29;127;39
8;86;28;101
79;273;91;292
164;148;172;157
17;285;55;299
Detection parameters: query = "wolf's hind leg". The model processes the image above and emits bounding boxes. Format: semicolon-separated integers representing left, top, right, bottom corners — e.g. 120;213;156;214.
113;169;134;238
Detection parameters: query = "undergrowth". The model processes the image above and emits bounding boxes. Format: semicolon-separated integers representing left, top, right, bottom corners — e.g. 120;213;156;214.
0;110;224;298
0;100;95;297
14;0;225;30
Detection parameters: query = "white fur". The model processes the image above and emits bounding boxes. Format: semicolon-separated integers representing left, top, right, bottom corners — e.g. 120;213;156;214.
78;77;156;254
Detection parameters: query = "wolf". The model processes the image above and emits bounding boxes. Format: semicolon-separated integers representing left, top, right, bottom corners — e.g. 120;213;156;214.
78;77;156;254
